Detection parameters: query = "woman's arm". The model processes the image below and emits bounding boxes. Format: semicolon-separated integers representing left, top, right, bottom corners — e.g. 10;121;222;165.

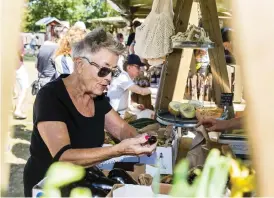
38;120;153;167
227;117;242;130
104;109;138;140
38;121;120;167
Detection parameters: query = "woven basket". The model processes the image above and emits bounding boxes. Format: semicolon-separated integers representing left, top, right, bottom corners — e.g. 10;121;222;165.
195;107;223;121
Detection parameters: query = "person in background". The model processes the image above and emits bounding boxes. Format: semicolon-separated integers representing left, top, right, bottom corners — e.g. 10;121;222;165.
116;33;125;70
197;117;242;132
74;21;87;31
221;27;236;64
194;49;210;76
126;20;141;54
35;25;65;87
116;33;124;45
14;36;29;119
107;54;152;118
54;27;86;77
58;26;69;40
30;32;37;56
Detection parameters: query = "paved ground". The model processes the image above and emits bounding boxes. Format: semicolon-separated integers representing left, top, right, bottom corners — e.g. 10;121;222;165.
5;60;37;197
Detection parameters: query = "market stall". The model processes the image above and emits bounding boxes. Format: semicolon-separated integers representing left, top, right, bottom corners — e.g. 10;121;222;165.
30;0;250;197
37;0;246;197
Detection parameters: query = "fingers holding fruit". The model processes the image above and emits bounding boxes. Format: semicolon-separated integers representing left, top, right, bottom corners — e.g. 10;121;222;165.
117;133;157;156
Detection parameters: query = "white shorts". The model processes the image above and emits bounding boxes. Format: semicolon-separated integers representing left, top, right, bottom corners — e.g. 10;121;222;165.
16;65;29;89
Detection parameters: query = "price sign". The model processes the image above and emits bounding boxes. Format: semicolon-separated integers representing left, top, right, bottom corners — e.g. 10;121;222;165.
220;93;234;106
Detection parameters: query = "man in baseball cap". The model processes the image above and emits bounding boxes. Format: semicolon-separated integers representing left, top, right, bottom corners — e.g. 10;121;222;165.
107;54;152;118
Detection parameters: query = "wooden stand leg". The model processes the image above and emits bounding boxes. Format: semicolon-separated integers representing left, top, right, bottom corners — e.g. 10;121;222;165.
158;0;197;110
200;0;231;105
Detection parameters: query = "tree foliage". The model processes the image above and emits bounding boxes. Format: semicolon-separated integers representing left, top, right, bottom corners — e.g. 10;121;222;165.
22;0;119;32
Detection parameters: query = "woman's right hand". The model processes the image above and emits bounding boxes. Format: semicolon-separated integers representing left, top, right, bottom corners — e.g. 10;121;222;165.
115;133;157;156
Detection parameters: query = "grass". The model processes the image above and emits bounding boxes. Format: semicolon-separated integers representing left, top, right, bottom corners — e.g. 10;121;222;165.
23;54;36;62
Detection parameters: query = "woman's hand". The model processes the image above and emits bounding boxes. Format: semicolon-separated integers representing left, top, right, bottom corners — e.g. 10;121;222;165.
196;118;231;132
115;133;157;156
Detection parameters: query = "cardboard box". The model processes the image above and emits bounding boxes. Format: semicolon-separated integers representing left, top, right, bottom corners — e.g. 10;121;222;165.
32;177;46;198
106;183;172;197
139;127;179;174
99;128;179;174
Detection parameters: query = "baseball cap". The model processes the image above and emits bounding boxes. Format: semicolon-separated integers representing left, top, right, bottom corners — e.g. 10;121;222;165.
127;54;145;67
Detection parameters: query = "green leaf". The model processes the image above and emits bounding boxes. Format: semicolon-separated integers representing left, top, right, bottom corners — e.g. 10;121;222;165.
70;187;92;198
170;149;231;198
44;162;85;189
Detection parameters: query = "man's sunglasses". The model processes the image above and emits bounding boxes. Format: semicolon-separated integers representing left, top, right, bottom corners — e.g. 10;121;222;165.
80;57;121;77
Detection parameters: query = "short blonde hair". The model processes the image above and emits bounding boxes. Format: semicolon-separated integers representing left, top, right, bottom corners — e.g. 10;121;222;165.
55;27;87;57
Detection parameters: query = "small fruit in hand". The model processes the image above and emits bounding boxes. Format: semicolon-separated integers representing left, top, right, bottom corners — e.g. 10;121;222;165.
145;135;157;145
168;101;182;116
148;136;157;145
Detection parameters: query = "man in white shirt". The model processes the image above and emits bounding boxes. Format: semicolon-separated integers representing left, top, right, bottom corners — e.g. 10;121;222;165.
107;54;152;117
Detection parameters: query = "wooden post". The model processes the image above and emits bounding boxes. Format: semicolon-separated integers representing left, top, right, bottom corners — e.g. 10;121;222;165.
0;0;24;194
157;0;197;110
199;0;231;105
233;0;274;195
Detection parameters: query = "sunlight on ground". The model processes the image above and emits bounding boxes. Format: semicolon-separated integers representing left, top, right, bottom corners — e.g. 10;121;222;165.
5;61;36;196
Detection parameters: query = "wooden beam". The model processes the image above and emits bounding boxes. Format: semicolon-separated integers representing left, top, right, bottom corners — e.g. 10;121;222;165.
174;0;194;33
172;49;193;101
1;0;24;194
157;0;195;110
233;1;274;195
200;0;231;105
173;2;200;102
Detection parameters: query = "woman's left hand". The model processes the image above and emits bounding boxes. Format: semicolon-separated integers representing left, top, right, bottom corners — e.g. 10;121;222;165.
115;133;157;156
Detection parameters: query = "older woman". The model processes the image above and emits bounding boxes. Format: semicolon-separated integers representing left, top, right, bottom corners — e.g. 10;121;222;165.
23;28;157;197
54;27;87;77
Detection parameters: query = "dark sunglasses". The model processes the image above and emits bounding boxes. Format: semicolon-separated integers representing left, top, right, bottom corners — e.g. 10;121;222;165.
80;57;121;78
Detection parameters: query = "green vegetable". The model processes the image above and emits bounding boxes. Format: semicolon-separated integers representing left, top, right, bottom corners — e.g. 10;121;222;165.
129;118;158;129
70;187;92;198
43;162;87;198
152;159;161;196
170;149;231;197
